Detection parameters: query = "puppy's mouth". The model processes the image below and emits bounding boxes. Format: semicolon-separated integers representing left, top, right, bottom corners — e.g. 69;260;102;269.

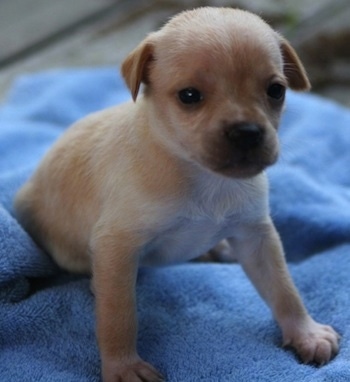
215;152;278;178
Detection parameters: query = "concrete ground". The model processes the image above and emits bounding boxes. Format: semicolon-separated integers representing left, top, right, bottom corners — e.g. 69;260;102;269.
0;0;349;106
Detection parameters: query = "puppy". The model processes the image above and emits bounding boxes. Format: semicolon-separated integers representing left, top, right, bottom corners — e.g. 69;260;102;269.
15;7;340;382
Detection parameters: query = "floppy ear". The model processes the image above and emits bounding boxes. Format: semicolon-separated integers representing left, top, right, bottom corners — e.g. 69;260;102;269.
121;38;154;101
279;37;311;91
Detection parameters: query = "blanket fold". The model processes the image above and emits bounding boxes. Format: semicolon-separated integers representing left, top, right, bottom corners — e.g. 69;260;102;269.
0;69;349;382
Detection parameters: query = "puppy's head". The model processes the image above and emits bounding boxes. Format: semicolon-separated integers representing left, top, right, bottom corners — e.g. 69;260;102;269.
122;7;310;178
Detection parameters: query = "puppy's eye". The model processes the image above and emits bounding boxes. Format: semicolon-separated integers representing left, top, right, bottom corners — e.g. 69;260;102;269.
178;88;203;105
267;83;286;101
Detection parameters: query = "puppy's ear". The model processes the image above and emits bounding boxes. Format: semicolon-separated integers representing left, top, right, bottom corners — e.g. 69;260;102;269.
121;38;154;101
279;37;311;91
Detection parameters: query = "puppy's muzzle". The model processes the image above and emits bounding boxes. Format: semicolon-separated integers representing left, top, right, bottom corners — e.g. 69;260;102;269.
201;121;277;178
225;122;264;150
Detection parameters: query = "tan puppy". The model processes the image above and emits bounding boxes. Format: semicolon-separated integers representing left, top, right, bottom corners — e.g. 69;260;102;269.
15;7;340;382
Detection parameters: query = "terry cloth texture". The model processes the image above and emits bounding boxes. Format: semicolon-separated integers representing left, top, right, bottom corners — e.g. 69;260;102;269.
0;69;349;382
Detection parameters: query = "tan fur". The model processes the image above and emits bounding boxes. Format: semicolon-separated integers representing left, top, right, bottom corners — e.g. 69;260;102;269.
15;7;339;382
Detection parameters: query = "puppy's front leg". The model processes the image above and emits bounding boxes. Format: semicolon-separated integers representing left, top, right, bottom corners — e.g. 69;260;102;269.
91;231;163;382
228;220;340;365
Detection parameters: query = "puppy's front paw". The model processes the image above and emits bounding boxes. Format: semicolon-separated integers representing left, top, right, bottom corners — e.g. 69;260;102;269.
102;357;164;382
282;317;340;365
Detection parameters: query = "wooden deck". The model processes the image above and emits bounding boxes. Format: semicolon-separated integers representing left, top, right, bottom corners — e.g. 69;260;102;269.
0;0;349;105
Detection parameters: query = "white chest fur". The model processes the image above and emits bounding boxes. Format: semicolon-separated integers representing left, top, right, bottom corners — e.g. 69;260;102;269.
141;172;269;266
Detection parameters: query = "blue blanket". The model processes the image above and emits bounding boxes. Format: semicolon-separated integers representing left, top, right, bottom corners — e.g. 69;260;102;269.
0;69;349;382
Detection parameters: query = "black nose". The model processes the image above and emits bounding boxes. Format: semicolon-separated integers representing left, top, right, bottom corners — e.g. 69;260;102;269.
225;122;264;150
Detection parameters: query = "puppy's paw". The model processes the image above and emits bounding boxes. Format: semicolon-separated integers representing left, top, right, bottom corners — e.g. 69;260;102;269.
282;317;340;365
102;357;164;382
195;240;236;263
